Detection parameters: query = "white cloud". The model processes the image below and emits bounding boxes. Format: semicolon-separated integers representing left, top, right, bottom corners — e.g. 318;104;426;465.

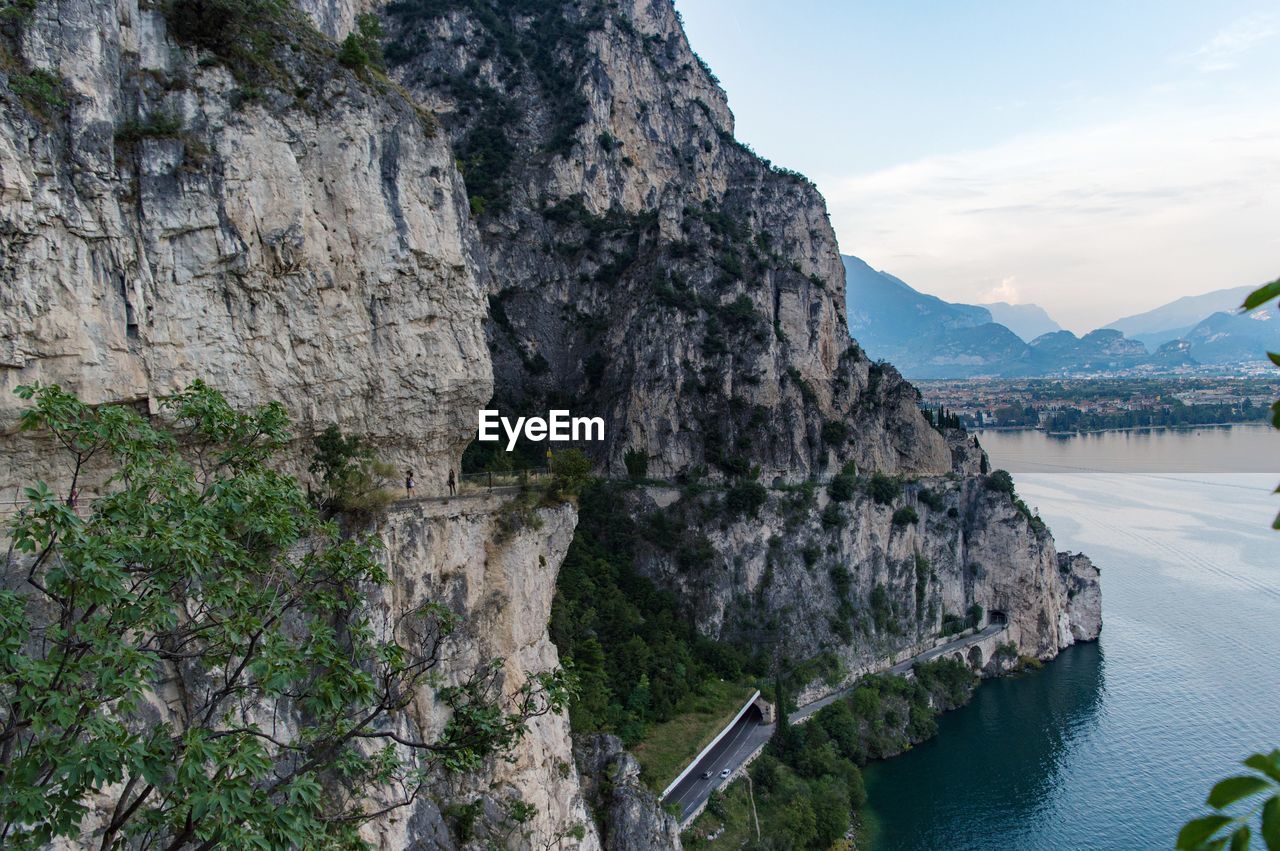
982;276;1020;304
1185;15;1277;73
822;109;1280;332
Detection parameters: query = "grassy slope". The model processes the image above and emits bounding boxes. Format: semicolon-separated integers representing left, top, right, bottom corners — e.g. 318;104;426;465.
631;679;756;791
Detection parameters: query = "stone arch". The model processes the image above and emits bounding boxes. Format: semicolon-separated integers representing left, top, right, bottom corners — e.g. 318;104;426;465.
967;645;983;668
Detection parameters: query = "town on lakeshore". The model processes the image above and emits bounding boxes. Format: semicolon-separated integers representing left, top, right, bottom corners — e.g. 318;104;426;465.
917;377;1280;433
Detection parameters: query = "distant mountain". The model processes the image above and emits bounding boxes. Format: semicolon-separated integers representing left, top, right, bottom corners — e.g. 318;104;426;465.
1179;307;1279;364
982;301;1061;341
843;256;991;349
842;255;1271;377
1028;329;1147;372
1105;285;1254;348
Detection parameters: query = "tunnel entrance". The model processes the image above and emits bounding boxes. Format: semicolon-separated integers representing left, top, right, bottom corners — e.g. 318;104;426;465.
989;609;1008;625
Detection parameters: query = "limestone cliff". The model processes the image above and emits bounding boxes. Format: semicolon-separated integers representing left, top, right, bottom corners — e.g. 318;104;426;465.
383;0;950;484
0;0;486;497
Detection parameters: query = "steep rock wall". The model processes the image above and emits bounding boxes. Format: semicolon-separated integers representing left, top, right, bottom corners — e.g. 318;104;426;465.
0;0;487;497
384;0;951;484
625;476;1101;694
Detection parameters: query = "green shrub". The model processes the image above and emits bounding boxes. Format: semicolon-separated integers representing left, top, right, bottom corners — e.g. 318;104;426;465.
985;469;1016;494
338;13;385;70
821;419;848;446
8;69;67;118
828;469;857;502
868;472;902;505
115;112;184;143
623;447;648;480
549;448;594;499
892;506;919;526
918;487;945;511
725;478;767;517
821;502;842;529
338;33;370;67
308;423;396;515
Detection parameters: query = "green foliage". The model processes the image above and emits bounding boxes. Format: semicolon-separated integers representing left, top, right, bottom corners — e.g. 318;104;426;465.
725;478;768;518
115;111;184;144
0;382;568;849
8;69;67;119
339;12;385;70
166;0;327;90
623;447;649;480
869;583;894;634
918;487;945;512
868;471;902;505
1176;749;1280;850
548;448;594;499
385;0;604;209
821;419;849;446
549;483;752;744
892;506;919;526
985;469;1016;495
308;423;396;515
828;466;857;503
740;661;976;848
914;553;931;617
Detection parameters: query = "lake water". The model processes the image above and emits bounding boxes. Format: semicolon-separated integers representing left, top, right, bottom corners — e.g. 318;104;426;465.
864;425;1280;851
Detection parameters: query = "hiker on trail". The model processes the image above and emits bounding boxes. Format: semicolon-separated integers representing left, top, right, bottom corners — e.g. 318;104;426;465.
447;469;456;496
405;469;415;497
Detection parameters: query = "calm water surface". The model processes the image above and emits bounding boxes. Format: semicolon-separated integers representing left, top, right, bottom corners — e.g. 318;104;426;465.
865;425;1280;851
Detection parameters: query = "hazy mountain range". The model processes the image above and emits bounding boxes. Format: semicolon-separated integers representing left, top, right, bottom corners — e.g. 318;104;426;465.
843;255;1275;378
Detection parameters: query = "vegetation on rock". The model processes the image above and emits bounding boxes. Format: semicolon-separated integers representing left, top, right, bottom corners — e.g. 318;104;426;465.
0;383;569;849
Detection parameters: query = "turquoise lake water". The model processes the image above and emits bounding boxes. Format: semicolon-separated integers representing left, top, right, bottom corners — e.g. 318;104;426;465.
864;425;1280;851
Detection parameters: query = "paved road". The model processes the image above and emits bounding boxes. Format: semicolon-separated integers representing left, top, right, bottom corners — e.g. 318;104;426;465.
662;622;1009;823
663;704;769;821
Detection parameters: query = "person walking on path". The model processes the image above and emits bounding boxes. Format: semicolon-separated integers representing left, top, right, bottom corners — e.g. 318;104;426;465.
405;469;415;498
447;469;456;496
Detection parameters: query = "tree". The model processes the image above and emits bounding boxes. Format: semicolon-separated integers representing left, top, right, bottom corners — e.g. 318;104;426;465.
548;448;593;499
868;472;901;505
1175;749;1280;850
623;447;648;480
0;382;570;849
309;423;396;515
984;469;1016;495
338;13;385;71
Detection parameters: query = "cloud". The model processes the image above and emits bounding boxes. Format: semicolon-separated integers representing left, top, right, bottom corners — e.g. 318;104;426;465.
982;276;1020;304
822;109;1280;332
1185;15;1277;72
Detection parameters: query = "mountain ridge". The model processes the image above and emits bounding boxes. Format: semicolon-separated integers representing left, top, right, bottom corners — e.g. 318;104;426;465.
844;255;1273;376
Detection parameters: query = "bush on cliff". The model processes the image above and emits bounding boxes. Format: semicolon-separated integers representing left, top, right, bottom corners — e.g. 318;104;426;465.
0;382;570;848
985;469;1016;494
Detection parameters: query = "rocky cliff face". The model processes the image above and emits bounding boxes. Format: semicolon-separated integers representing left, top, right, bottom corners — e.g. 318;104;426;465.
383;0;950;484
623;472;1100;695
0;0;487;497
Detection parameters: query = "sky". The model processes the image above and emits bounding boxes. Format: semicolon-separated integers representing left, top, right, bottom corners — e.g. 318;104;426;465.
675;1;1280;332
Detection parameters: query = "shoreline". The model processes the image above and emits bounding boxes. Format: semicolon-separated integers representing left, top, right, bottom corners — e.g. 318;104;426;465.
976;421;1270;437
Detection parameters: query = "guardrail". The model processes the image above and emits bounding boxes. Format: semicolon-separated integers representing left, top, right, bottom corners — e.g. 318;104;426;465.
660;689;761;802
458;467;550;492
